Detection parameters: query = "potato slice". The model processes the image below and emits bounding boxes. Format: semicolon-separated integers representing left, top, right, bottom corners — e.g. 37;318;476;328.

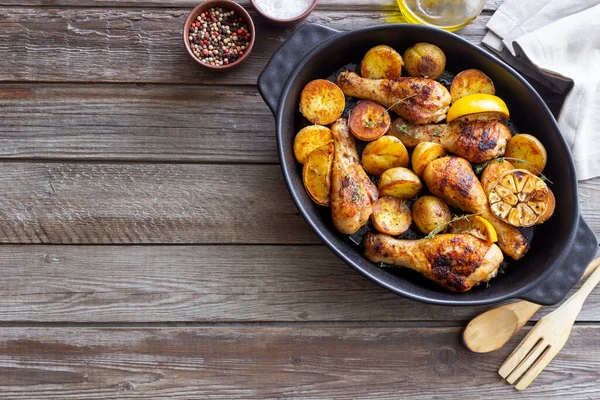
480;159;514;195
302;142;334;206
450;69;495;103
294;125;333;164
504;134;548;174
361;45;403;80
411;195;451;234
348;100;391;141
488;169;555;227
371;196;412;235
378;167;422;199
362;136;409;176
411;142;447;178
299;79;345;125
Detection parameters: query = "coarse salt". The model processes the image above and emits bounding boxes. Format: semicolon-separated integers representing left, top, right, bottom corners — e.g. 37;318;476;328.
253;0;314;20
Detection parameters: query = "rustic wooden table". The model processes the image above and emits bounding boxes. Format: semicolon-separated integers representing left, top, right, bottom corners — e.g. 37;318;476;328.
0;0;598;398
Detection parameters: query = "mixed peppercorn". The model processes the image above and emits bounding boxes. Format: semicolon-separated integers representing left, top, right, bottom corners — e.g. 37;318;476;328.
187;7;252;66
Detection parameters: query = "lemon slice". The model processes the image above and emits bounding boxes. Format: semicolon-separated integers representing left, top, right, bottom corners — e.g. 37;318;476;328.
446;93;509;123
447;215;498;242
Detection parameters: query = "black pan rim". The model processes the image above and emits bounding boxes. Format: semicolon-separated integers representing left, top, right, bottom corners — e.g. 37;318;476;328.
274;23;580;306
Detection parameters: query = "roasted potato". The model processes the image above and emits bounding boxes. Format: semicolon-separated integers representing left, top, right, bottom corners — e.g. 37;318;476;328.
294;125;333;164
378;167;422;199
362;136;409;176
302;142;334;206
348;100;391;141
403;43;446;79
411;142;447;178
411;195;451;234
504;134;548;174
299;79;345;125
361;45;403;80
450;69;495;103
480;159;514;195
371;196;412;235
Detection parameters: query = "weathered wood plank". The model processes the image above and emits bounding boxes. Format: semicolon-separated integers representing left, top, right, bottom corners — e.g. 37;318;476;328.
0;244;599;323
0;1;503;12
0;326;598;399
0;82;563;163
0;84;276;163
0;162;596;244
0;8;491;84
0;163;318;244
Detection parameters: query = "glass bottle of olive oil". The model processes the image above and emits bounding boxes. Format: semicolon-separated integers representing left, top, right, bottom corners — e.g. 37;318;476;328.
397;0;486;32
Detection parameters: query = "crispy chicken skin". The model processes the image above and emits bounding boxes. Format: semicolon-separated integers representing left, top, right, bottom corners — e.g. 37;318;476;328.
389;117;512;163
330;118;379;234
423;156;530;260
364;232;503;292
336;71;451;124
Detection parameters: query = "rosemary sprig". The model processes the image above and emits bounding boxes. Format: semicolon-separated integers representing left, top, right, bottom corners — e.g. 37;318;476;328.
363;94;418;128
396;122;408;134
503;157;553;184
472;157;552;183
430;126;443;137
424;213;478;240
473;157;505;174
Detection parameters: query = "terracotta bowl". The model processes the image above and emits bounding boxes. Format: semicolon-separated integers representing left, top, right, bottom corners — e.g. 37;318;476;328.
183;0;255;69
249;0;319;26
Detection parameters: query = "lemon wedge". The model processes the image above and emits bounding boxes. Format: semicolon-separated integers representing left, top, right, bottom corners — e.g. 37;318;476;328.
447;215;498;242
446;93;509;123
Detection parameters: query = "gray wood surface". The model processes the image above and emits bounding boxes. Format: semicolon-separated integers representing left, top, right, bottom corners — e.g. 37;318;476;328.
1;0;599;398
0;244;598;323
0;82;563;163
0;8;491;84
0;0;503;11
0;163;317;244
0;162;596;244
0;326;598;399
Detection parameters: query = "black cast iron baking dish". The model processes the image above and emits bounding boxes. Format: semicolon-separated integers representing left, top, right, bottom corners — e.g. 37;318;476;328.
257;23;598;306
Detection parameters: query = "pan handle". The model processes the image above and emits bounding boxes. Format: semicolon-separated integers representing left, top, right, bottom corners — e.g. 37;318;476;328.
519;215;599;305
257;23;341;115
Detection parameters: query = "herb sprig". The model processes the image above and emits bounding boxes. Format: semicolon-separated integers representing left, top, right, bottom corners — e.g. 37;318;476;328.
424;213;478;240
363;94;418;128
472;157;552;183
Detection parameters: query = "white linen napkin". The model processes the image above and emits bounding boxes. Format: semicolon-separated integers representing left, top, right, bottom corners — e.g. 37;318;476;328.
482;0;600;180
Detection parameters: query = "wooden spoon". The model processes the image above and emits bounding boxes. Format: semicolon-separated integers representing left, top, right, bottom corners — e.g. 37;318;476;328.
463;257;600;353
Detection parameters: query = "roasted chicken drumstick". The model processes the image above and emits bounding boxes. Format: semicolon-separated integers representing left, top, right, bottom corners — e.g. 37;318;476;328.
363;232;503;292
423;156;530;260
389;117;512;163
336;71;451;124
330;118;379;234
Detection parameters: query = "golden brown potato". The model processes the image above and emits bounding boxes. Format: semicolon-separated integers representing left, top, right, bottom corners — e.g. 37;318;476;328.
371;196;412;235
293;125;332;164
362;136;409;176
348;100;391;141
378;167;422;199
403;43;446;79
411;142;447;178
411;195;451;234
480;159;514;195
504;134;548;174
361;45;403;80
450;69;495;103
299;79;345;125
302;142;334;206
453;112;508;123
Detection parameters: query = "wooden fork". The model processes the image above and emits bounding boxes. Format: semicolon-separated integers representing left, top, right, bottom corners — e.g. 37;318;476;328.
499;258;600;390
